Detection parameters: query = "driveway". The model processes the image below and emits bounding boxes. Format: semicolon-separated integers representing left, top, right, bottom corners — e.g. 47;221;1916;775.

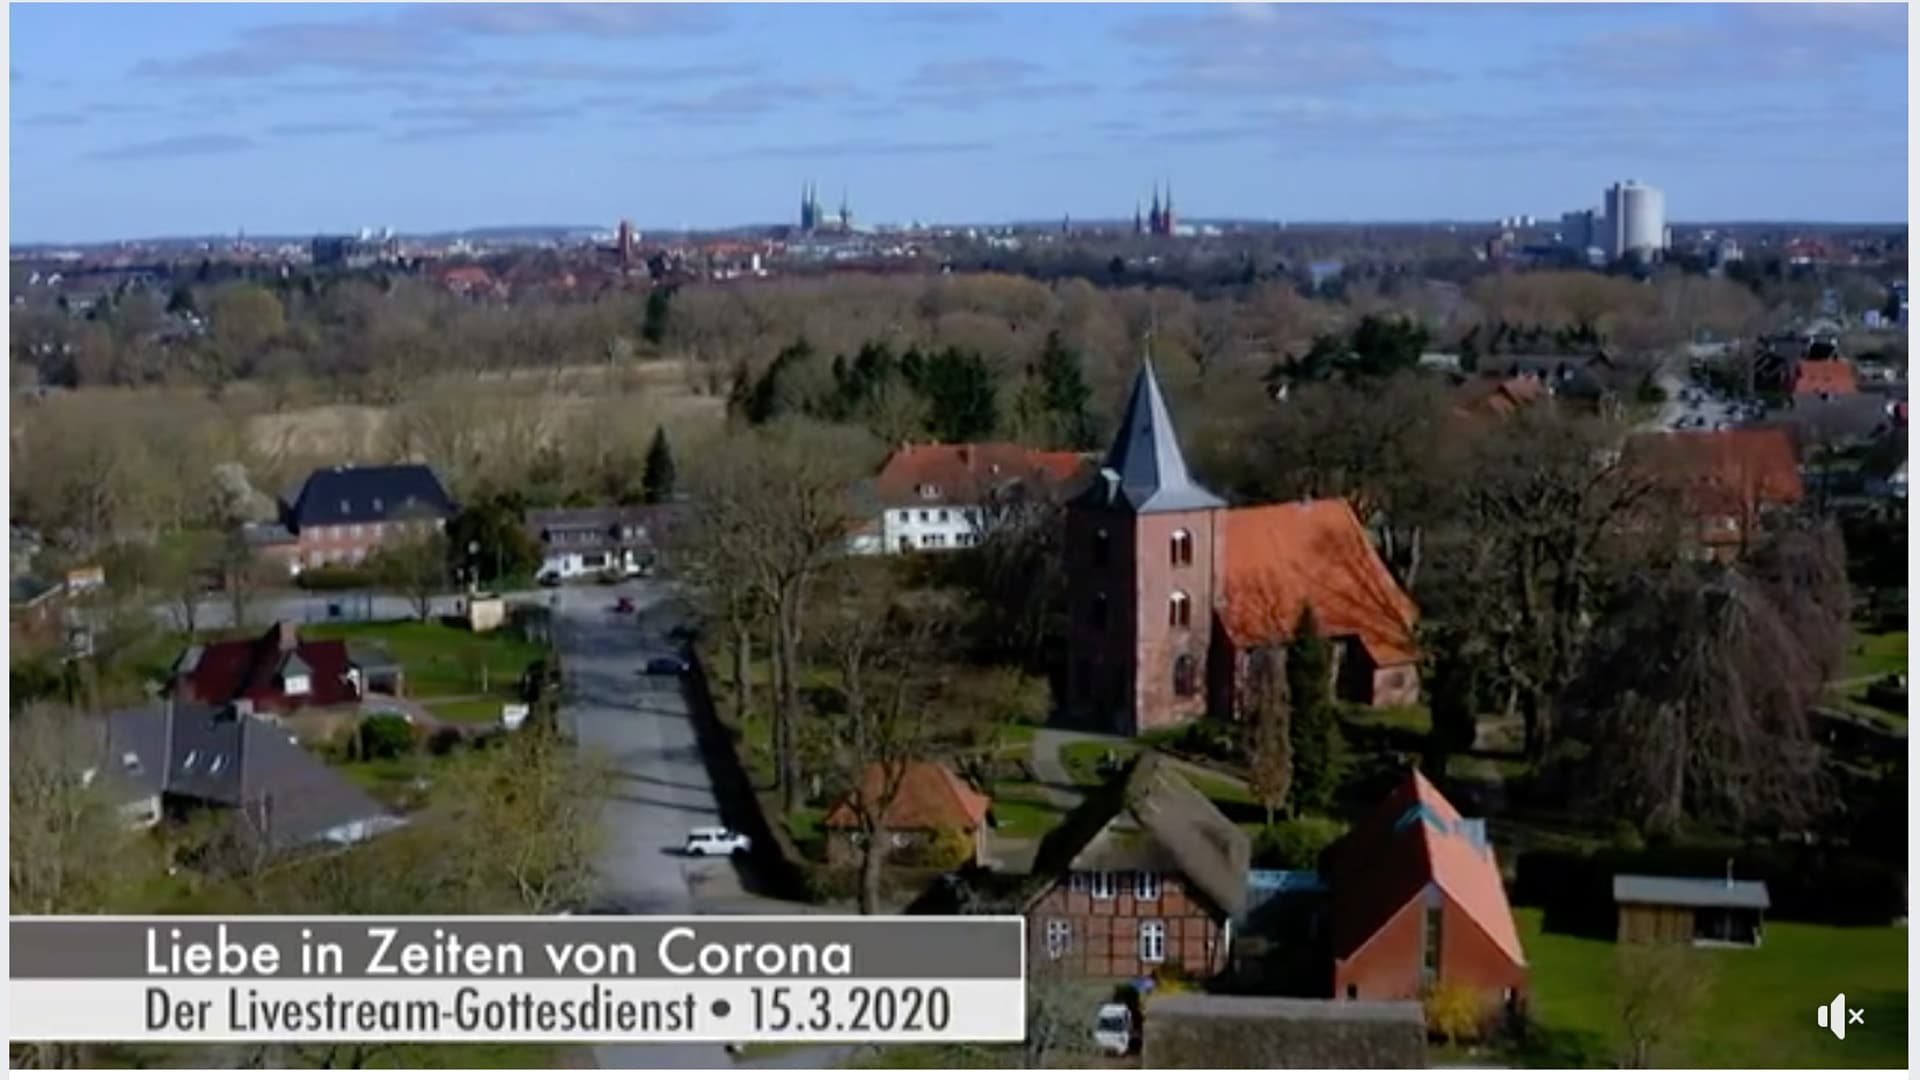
549;580;743;1070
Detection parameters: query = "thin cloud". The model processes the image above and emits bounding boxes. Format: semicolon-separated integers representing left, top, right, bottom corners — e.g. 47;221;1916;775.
409;3;727;38
268;121;375;137
659;80;856;118
725;137;991;160
1496;4;1905;87
1116;4;1443;96
908;58;1043;89
87;134;255;160
18;112;89;128
886;5;1003;25
900;58;1092;110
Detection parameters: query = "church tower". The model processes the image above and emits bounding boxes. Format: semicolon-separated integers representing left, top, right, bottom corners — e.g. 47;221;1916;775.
1063;352;1224;735
1161;181;1176;236
1148;185;1163;237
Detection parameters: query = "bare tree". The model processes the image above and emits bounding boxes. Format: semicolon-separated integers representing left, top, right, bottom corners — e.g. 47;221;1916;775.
369;533;449;621
9;704;164;915
813;563;952;914
1615;944;1713;1068
1564;555;1833;837
674;421;878;813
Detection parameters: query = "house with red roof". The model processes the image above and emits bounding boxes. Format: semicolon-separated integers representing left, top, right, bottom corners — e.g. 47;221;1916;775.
1790;358;1860;398
1326;772;1527;1009
173;621;371;720
856;441;1094;555
822;760;992;868
1064;358;1420;734
1622;428;1805;558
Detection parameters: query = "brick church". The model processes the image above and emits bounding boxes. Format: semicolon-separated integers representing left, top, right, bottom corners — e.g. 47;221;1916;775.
1063;359;1421;735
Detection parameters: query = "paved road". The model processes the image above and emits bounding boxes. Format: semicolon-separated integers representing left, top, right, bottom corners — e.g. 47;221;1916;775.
548;581;742;1071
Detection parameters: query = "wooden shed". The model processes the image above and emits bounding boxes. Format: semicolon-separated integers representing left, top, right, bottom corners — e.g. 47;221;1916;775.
1613;874;1771;947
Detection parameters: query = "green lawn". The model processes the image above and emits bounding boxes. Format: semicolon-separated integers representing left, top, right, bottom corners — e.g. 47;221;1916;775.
302;620;547;699
990;783;1067;839
428;697;517;726
1515;908;1908;1068
1842;628;1909;682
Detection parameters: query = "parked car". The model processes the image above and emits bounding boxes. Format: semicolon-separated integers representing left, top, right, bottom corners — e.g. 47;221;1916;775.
537;570;561;587
683;827;751;857
645;657;691;676
1093;1003;1135;1056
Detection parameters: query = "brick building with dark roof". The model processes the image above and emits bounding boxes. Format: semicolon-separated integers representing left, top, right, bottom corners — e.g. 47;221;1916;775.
1064;357;1420;734
272;464;454;575
1326;772;1526;1009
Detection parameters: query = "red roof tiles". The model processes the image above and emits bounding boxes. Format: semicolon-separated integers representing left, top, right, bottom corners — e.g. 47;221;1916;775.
1623;428;1805;517
871;442;1092;507
1792;359;1859;397
1216;500;1420;666
1329;772;1525;969
823;760;991;832
177;623;360;713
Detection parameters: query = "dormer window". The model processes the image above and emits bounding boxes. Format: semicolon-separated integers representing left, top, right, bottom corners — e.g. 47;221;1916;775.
209;754;227;775
339;499;351;515
121;751;142;775
918;483;941;499
182;751;198;770
283;673;311;696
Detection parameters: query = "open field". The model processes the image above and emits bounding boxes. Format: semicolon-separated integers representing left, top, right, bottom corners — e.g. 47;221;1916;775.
1514;908;1908;1068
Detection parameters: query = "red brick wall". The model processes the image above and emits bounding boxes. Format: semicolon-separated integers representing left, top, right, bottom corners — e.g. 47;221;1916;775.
294;518;442;569
1128;511;1216;734
1334;891;1528;1008
1028;871;1227;979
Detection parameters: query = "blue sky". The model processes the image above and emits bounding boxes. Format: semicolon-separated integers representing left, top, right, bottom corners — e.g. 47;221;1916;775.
8;2;1910;242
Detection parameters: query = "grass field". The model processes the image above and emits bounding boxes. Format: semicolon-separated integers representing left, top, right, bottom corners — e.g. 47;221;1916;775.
428;697;515;726
1842;627;1908;682
302;619;547;699
989;782;1068;839
1515;908;1909;1068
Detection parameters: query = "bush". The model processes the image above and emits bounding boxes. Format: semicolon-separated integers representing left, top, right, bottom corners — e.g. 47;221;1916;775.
1424;981;1490;1045
895;827;976;870
297;566;377;591
426;727;467;757
1251;816;1347;870
1635;380;1668;405
357;714;417;761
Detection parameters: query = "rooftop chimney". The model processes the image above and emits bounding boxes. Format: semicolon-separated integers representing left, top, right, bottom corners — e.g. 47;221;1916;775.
273;620;299;653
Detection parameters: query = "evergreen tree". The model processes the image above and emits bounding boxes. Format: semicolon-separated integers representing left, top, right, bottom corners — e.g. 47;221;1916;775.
1034;331;1097;449
1422;633;1478;782
643;425;677;504
1245;649;1294;826
1285;605;1341;814
642;286;672;345
912;346;998;443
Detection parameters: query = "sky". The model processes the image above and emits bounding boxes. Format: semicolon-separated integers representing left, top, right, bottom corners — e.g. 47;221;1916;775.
7;2;1911;242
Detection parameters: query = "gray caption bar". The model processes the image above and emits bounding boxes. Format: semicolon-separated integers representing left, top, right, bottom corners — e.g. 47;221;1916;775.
11;918;1023;980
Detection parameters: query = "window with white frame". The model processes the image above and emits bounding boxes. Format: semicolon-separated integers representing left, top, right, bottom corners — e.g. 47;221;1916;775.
283;672;311;696
1090;870;1116;899
1135;872;1161;901
1045;918;1072;959
1139;920;1167;963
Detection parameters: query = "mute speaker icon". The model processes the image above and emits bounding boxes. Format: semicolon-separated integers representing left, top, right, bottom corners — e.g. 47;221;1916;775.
1816;993;1863;1040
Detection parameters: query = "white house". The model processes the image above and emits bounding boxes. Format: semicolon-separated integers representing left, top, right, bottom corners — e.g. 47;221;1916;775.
855;442;1093;555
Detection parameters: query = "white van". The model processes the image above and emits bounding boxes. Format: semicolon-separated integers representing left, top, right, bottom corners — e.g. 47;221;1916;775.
683;827;751;857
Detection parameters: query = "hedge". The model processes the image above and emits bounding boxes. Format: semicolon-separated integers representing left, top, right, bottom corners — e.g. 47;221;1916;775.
1514;843;1905;934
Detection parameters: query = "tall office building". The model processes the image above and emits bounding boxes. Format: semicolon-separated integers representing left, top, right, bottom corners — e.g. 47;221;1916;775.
1602;180;1665;260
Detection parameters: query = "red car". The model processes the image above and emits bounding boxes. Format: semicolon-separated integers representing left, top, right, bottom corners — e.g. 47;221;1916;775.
612;596;635;614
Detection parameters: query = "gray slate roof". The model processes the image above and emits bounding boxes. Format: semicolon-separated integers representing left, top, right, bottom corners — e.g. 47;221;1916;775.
1076;356;1224;514
285;464;453;530
98;700;402;856
1613;874;1771;910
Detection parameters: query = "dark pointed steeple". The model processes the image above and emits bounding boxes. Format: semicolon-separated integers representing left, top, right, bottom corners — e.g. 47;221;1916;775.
1079;347;1224;514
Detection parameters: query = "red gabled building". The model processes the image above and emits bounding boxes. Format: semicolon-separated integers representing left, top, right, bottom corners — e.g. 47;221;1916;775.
1063;357;1420;735
1327;772;1527;1009
1621;428;1804;557
1791;358;1859;398
174;621;364;717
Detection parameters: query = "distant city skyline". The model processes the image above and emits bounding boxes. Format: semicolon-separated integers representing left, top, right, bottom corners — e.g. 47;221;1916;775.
9;3;1909;244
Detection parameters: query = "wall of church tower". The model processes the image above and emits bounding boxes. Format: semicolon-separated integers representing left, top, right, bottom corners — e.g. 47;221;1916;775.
1063;505;1216;735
